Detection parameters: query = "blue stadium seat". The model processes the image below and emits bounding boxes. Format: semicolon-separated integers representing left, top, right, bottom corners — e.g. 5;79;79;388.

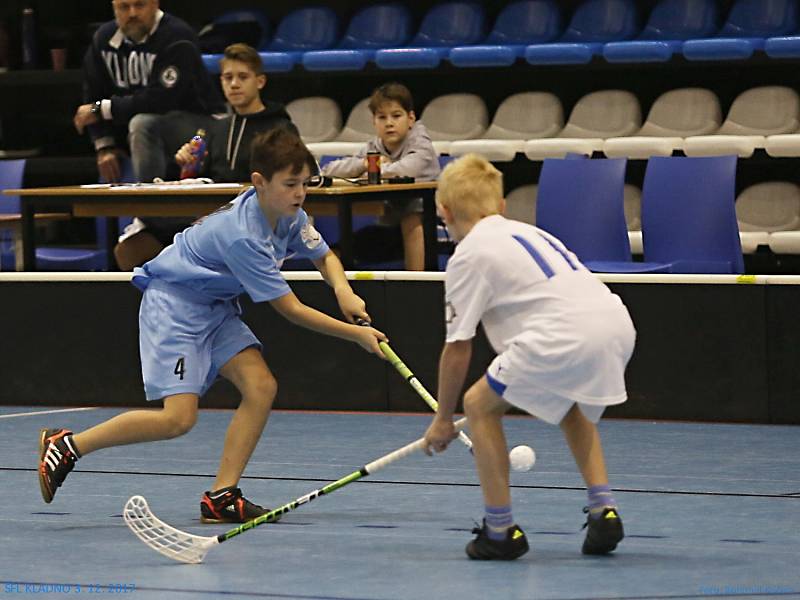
302;4;412;71
641;156;744;274
449;0;562;68
536;157;668;273
0;159;113;271
0;159;27;270
257;7;340;72
766;33;800;57
766;0;800;58
524;0;639;65
603;0;719;63
683;0;797;61
200;10;272;73
374;2;486;70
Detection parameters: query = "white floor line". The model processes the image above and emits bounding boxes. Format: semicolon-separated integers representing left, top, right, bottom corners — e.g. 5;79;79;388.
0;407;98;420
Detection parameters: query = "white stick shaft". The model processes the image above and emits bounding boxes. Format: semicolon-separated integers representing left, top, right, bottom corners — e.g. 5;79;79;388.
365;417;468;472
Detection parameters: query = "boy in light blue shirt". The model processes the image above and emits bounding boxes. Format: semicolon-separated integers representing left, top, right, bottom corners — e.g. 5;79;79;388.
38;127;387;524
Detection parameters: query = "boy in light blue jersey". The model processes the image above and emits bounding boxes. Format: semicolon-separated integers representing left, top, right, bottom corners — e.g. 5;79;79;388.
38;127;387;523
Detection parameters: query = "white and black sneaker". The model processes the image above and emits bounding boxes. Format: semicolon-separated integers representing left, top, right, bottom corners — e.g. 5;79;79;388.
200;486;276;524
38;428;80;503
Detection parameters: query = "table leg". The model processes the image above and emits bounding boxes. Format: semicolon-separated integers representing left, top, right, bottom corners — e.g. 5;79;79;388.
422;190;437;271
105;217;119;270
338;197;354;269
21;199;36;271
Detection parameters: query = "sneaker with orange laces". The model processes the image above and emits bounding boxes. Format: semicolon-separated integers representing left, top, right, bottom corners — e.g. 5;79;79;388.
200;487;276;524
38;428;81;503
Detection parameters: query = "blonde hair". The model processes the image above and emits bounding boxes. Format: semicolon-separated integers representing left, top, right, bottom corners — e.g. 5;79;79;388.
437;154;503;221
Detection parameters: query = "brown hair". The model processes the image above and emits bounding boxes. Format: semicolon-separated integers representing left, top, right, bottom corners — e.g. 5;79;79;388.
250;126;317;181
220;42;264;75
368;82;414;114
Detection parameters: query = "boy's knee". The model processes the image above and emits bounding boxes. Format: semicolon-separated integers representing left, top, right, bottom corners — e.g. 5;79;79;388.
242;373;278;407
128;113;161;136
162;409;197;438
464;380;508;419
463;388;485;418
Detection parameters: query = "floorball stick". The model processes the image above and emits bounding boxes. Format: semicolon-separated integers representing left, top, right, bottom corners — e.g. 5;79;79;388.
123;417;468;564
358;319;474;452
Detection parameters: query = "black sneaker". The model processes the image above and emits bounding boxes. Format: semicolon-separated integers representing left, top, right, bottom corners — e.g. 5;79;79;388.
582;506;624;555
200;487;277;524
465;520;529;560
38;428;80;504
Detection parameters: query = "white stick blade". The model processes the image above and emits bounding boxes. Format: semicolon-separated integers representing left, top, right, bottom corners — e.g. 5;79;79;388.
123;495;218;564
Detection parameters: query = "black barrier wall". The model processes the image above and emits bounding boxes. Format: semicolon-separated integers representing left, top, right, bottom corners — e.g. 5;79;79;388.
0;279;797;424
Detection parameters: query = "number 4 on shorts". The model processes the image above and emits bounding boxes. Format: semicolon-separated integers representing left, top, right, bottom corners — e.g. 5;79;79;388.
174;357;186;380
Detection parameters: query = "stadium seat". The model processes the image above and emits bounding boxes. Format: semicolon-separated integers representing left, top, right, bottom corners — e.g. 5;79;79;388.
536;157;668;272
302;4;412;71
765;130;800;157
603;88;722;158
1;159;111;271
524;0;639;65
449;92;564;161
419;94;489;155
374;2;486;69
734;182;800;254
524;90;641;159
449;0;561;68
257;7;340;72
0;159;27;270
504;184;538;225
603;0;719;63
641;156;743;274
683;0;797;61
286;97;343;143
200;10;272;71
306;98;373;159
683;86;800;158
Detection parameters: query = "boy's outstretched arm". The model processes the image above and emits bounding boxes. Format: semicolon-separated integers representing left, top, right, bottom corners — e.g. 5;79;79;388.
312;250;370;323
424;339;472;454
270;290;386;357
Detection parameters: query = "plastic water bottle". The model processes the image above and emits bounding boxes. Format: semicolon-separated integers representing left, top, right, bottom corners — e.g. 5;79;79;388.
21;8;36;69
180;129;207;179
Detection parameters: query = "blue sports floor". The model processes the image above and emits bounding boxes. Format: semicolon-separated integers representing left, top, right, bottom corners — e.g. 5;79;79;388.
0;406;798;600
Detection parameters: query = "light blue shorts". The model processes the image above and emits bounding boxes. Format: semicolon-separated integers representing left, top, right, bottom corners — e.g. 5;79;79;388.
138;280;261;401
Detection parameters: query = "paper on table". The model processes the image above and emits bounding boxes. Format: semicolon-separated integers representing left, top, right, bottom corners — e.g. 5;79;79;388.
79;181;244;191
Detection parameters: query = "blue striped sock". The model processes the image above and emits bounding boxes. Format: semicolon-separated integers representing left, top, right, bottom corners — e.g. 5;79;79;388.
485;505;514;541
587;484;616;519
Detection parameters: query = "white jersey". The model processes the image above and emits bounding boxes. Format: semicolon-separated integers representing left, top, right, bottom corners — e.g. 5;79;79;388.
445;215;626;351
445;215;635;413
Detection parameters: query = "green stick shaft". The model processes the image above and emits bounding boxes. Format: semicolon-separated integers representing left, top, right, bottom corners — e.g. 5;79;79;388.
378;341;474;451
217;416;469;544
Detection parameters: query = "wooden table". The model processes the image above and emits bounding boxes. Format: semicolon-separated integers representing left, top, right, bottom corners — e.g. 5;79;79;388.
2;181;438;271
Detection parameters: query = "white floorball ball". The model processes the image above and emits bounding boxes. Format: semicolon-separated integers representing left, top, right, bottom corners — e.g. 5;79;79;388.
509;445;536;472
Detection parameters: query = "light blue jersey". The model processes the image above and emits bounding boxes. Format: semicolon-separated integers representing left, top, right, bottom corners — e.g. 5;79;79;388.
132;186;329;303
131;187;330;401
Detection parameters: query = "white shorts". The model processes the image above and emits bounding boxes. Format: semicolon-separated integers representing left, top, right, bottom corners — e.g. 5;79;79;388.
484;309;635;425
138;280;261;401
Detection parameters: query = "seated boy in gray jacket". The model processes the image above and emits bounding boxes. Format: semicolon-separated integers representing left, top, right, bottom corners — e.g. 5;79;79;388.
323;82;440;270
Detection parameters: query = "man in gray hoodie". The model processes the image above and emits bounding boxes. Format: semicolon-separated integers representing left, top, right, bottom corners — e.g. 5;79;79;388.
323;82;440;270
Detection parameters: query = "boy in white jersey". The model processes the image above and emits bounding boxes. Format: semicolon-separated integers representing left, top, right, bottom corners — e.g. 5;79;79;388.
38;127;387;523
423;154;635;560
